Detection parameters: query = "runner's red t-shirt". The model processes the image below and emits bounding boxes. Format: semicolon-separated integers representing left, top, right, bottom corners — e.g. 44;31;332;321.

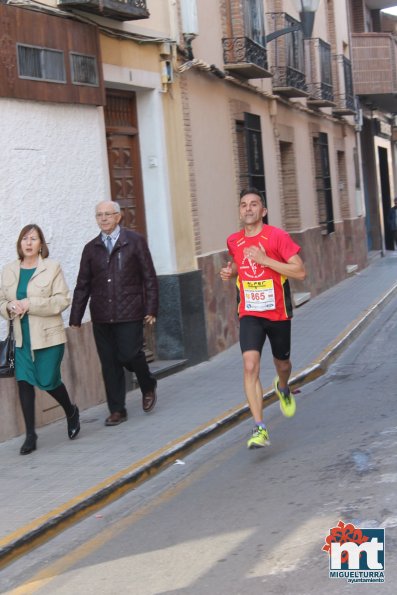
227;224;301;321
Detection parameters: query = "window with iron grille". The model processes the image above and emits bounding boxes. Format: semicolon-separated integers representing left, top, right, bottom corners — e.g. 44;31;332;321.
236;113;267;212
313;132;334;234
319;40;332;87
285;14;304;72
17;44;66;83
244;0;266;46
70;53;99;86
343;56;354;100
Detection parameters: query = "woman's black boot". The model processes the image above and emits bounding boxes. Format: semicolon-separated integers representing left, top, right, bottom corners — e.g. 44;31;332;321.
67;405;80;440
18;381;37;454
47;384;80;440
20;433;37;455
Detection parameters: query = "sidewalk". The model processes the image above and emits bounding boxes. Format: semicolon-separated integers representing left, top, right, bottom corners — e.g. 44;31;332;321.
1;252;397;567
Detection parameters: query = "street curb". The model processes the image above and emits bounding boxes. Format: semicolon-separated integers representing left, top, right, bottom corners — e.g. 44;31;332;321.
1;281;397;569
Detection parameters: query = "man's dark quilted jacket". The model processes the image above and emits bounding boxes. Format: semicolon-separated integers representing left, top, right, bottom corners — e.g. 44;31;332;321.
69;228;158;325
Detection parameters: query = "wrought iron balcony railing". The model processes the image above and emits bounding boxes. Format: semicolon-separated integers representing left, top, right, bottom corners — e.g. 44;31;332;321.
332;55;355;115
265;13;307;97
307;81;334;104
271;66;307;94
58;0;149;22
306;39;335;106
222;37;271;79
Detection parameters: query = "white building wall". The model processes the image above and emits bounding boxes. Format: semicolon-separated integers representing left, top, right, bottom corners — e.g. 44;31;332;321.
0;98;111;333
137;88;177;275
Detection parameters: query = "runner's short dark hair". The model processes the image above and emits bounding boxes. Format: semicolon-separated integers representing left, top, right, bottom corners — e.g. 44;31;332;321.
240;188;266;207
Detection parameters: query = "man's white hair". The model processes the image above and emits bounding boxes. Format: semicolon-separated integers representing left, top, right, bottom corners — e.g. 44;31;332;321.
95;201;121;214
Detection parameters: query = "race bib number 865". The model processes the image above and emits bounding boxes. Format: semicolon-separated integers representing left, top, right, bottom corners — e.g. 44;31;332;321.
242;279;275;311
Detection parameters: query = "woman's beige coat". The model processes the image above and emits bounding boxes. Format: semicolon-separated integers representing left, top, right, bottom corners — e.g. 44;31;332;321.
0;257;70;350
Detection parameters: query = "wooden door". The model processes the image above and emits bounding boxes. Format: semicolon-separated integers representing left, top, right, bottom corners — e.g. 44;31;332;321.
104;90;155;361
105;91;146;235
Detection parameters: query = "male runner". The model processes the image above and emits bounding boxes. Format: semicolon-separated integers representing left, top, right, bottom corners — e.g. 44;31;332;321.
220;189;306;449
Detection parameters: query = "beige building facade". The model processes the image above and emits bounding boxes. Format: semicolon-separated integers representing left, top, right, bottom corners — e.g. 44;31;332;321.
172;0;368;356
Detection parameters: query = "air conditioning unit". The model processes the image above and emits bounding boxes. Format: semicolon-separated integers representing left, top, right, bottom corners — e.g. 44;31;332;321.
180;0;199;36
354;108;363;132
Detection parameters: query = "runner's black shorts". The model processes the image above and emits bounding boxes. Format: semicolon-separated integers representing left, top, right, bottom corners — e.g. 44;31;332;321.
239;316;291;360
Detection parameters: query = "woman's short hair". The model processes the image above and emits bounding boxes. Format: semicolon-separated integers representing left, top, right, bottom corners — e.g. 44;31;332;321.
16;224;49;260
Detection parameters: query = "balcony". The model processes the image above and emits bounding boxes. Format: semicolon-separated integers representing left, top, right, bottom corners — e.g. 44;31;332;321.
306;39;335;107
351;32;397;113
266;13;308;97
57;0;149;22
222;37;271;79
271;66;307;96
332;55;355;116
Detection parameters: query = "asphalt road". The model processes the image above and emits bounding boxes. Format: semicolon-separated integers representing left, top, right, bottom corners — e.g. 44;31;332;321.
2;296;397;595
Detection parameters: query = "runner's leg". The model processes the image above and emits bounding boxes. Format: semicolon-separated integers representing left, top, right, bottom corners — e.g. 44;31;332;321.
273;357;292;391
242;350;263;423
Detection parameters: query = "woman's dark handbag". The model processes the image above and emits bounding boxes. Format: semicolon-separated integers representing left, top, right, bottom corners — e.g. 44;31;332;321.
0;320;15;378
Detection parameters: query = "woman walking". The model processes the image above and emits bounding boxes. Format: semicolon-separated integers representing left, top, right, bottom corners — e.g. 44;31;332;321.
0;224;80;454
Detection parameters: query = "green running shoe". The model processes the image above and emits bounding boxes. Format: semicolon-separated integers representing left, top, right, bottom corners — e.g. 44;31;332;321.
274;376;296;418
247;425;270;449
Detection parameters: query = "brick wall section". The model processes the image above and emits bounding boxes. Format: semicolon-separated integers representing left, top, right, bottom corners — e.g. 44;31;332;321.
220;0;229;37
280;140;301;231
229;0;245;38
230;98;251;202
271;118;283;212
350;0;365;33
326;0;342;102
177;0;197;247
267;0;283;13
179;74;202;255
326;0;336;49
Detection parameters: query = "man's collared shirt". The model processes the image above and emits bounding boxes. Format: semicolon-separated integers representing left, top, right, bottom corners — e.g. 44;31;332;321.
101;226;120;251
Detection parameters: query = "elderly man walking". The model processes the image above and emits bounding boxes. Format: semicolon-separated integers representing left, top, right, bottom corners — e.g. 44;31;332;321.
70;200;158;425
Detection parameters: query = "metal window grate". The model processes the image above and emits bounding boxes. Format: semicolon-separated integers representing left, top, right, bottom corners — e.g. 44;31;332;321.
313;132;334;234
17;44;66;83
319;40;332;86
70;53;99;86
236;113;267;216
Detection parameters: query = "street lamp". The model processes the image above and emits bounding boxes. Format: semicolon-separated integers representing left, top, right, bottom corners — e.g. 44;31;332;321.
266;0;320;43
294;0;320;39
